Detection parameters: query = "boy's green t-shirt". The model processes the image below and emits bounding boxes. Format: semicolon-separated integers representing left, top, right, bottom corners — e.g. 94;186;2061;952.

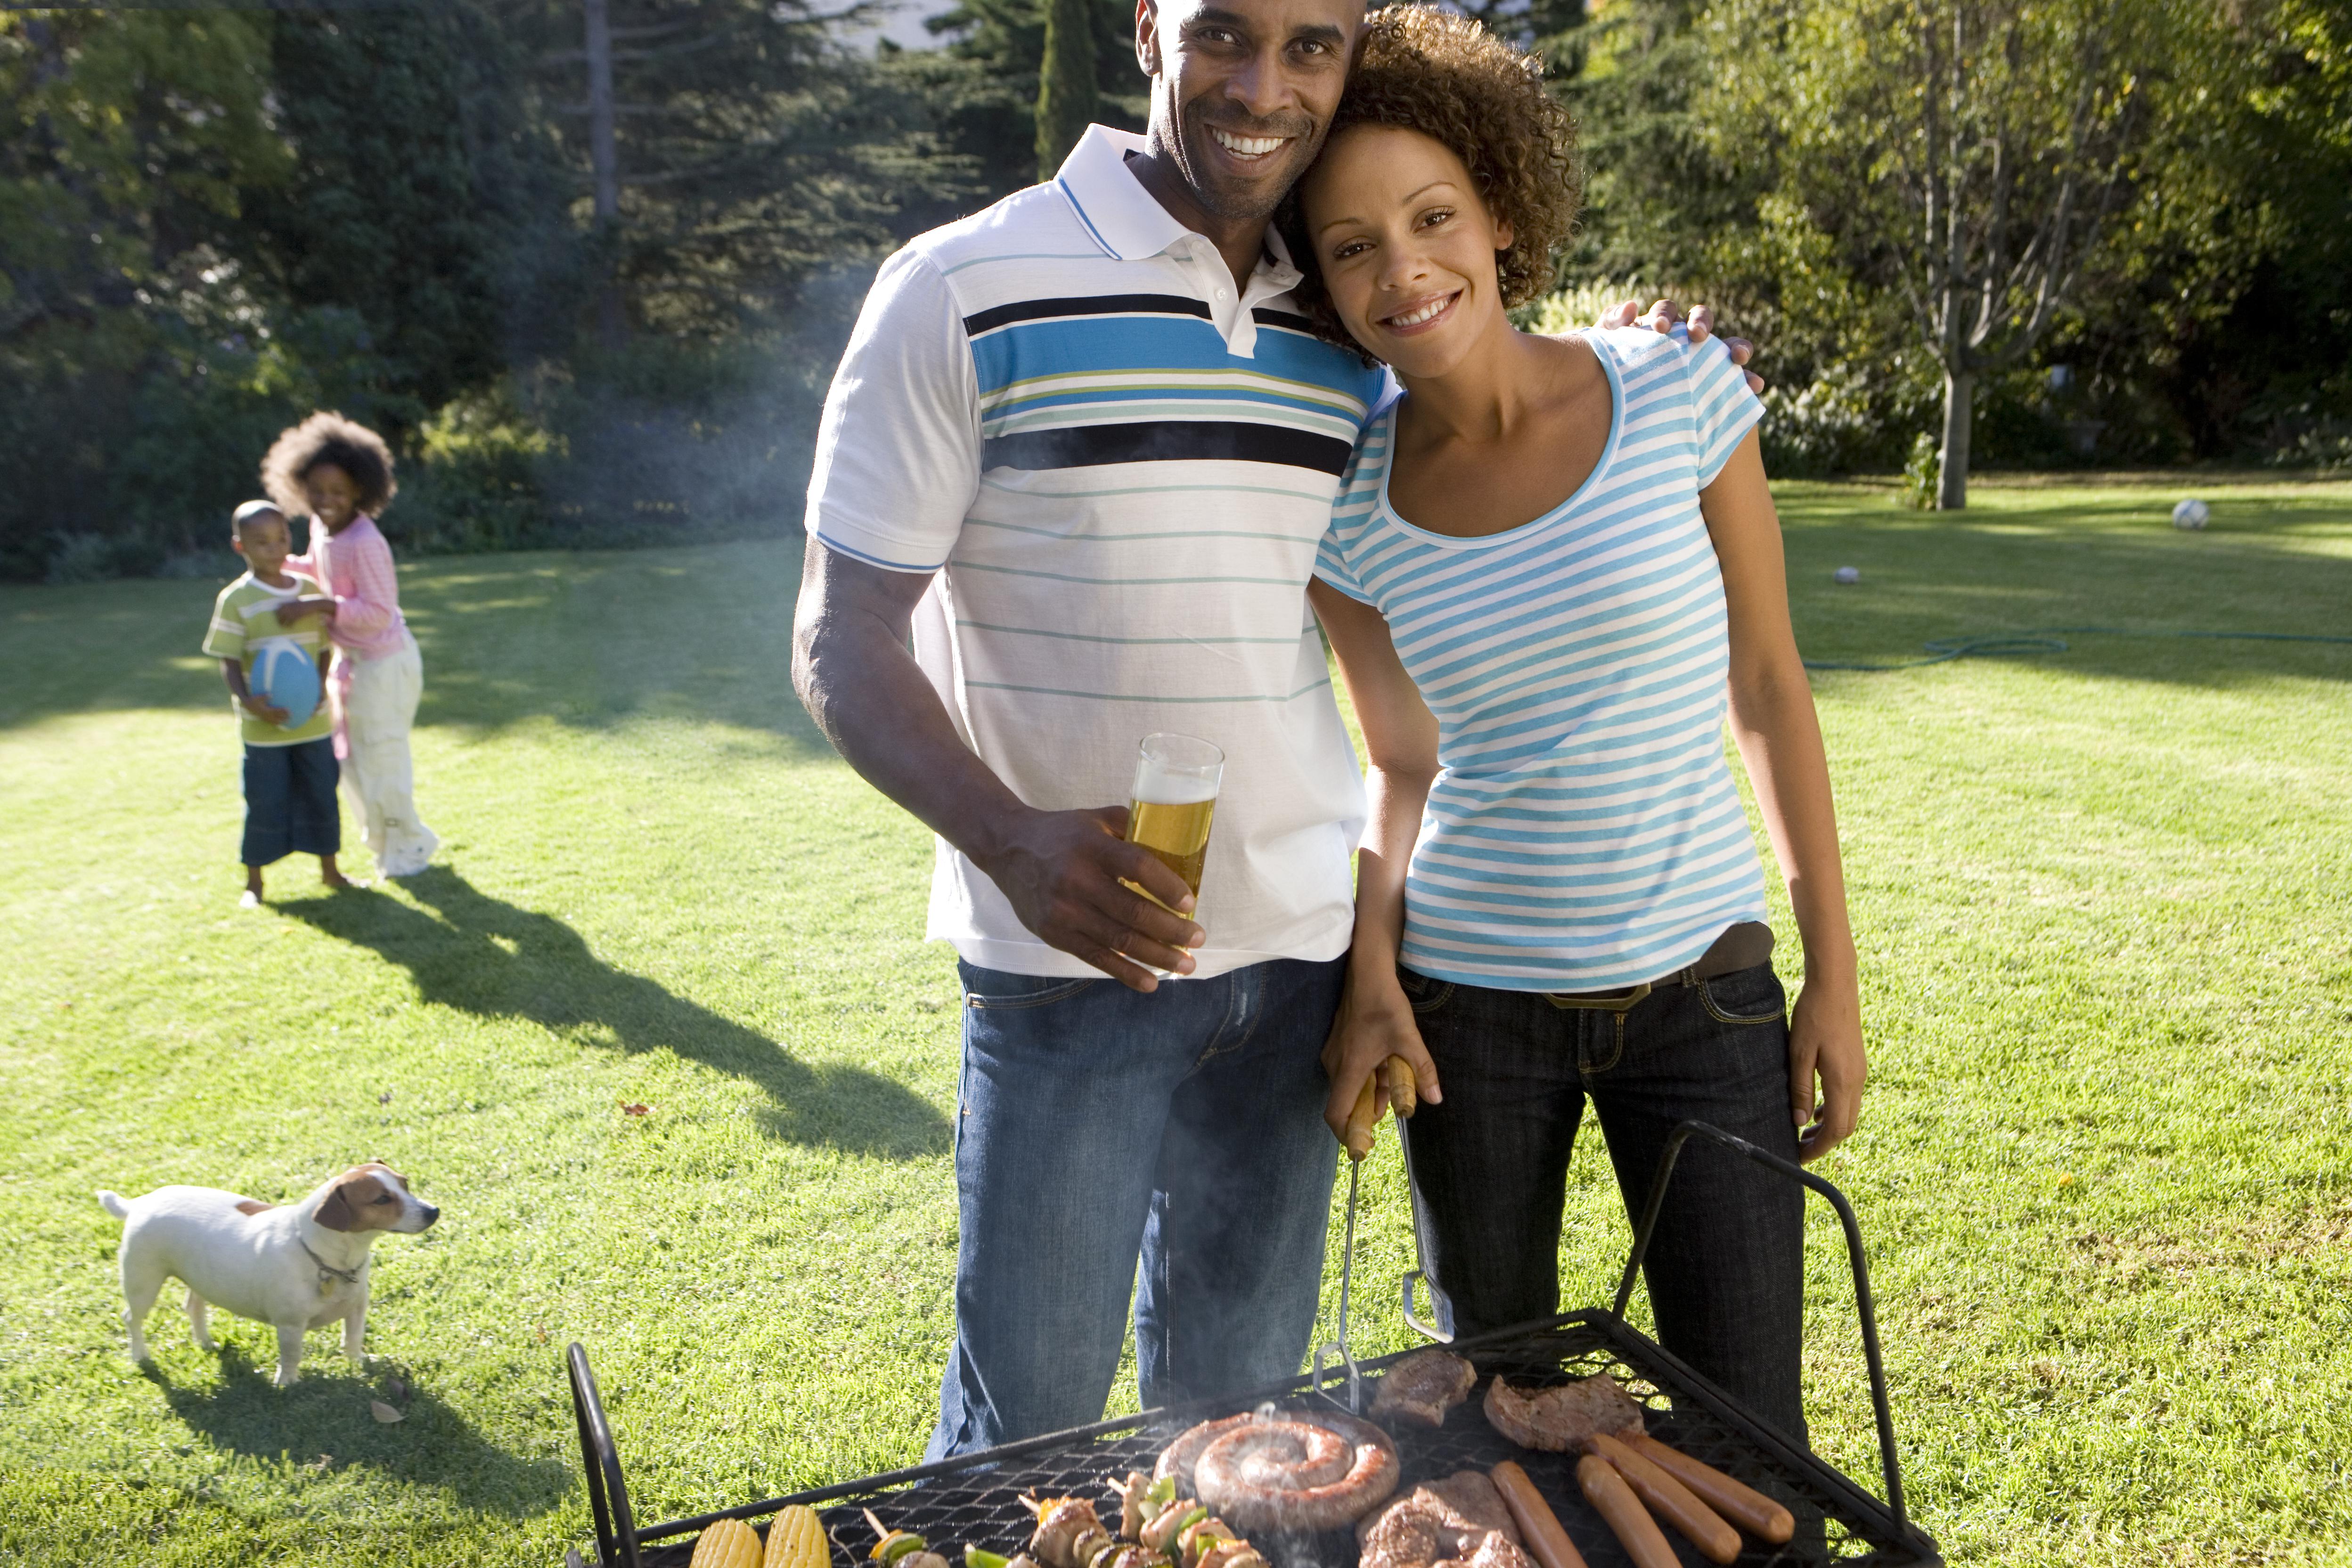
201;572;334;746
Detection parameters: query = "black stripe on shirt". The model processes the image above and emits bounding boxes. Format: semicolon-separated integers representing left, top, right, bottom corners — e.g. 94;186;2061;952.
963;294;1214;337
1251;307;1323;335
981;420;1353;476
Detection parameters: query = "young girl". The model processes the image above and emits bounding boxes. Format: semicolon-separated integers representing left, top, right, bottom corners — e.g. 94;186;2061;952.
1284;8;1865;1440
262;412;440;879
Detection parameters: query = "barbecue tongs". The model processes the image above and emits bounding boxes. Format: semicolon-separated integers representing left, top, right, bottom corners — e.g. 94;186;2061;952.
1313;1057;1438;1414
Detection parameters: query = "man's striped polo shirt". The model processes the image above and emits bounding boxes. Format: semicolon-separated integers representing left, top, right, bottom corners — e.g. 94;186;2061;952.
806;124;1390;979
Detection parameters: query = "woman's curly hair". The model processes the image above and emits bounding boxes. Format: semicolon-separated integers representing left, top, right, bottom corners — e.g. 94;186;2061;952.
1278;5;1580;359
260;411;398;518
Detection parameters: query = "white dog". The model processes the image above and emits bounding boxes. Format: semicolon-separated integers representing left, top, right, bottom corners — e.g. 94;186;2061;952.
98;1162;439;1387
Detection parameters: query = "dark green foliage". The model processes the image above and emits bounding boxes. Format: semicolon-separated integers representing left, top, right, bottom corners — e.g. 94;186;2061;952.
2058;0;2352;464
1036;0;1100;180
1550;0;2352;475
1550;0;1749;290
240;4;578;421
908;0;1147;203
0;9;291;578
498;0;962;337
8;0;2347;580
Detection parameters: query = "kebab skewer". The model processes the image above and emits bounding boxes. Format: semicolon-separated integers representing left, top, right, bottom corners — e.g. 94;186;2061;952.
1106;1473;1267;1568
866;1511;951;1568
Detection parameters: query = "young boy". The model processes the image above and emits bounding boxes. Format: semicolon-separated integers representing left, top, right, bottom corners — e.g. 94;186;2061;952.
201;501;352;906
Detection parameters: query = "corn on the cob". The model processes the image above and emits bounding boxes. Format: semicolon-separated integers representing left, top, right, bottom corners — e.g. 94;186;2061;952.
766;1505;831;1568
692;1518;764;1568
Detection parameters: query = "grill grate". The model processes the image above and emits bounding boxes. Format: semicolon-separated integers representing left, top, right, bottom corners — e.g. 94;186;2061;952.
571;1314;1938;1568
566;1126;1941;1568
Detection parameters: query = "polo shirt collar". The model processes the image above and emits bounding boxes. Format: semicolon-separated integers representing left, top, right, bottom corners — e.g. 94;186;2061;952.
1054;123;1299;289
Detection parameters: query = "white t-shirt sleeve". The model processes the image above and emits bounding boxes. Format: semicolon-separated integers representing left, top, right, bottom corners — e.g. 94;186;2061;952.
803;246;980;572
1682;328;1764;487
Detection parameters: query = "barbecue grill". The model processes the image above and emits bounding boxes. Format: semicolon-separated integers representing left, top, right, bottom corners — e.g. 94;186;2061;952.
564;1123;1942;1568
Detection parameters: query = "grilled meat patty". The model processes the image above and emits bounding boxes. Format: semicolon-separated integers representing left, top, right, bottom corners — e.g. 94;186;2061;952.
1481;1374;1647;1452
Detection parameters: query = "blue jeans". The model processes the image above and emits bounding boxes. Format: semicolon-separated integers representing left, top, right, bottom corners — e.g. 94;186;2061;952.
241;737;340;866
1396;961;1808;1441
926;956;1345;1459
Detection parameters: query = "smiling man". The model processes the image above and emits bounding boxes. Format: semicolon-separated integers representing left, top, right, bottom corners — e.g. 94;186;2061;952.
795;0;1388;1457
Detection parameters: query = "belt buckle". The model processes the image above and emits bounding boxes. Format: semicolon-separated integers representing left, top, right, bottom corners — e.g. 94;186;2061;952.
1543;980;1652;1013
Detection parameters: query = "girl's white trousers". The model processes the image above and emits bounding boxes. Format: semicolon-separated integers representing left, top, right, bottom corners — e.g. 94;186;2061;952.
334;629;438;877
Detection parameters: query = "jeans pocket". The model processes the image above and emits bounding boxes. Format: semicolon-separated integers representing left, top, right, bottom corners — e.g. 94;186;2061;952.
1698;963;1787;1026
1396;966;1455;1016
964;975;1099;1011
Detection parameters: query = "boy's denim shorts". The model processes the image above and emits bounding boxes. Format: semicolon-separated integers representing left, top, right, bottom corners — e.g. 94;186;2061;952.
242;736;340;866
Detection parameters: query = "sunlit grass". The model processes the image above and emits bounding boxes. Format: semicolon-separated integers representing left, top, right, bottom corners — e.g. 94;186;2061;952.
2;475;2348;1565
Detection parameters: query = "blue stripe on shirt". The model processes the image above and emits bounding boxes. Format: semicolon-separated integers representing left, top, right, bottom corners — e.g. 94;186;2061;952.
1314;325;1770;990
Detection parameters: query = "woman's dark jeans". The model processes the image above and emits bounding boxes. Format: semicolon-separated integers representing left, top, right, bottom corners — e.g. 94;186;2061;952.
1397;961;1808;1441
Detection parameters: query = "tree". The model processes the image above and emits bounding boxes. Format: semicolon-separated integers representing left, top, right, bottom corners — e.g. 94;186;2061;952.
900;0;1146;204
1549;0;1754;288
506;0;951;337
240;3;579;418
0;8;289;572
1714;0;2186;506
1036;0;1098;178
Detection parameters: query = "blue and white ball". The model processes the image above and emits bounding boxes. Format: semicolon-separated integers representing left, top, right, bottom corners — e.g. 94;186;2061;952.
249;637;321;729
2171;497;2210;531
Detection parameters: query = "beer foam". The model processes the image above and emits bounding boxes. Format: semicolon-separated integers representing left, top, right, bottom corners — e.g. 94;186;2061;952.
1132;755;1219;805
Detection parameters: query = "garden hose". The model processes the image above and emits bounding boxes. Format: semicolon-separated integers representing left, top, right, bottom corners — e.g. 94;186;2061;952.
1802;626;2352;673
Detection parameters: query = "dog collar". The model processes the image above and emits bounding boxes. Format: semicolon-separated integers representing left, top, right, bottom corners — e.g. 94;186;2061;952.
300;1237;363;1293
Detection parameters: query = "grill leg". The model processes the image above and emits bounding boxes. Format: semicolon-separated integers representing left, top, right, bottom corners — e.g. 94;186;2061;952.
1613;1119;1918;1547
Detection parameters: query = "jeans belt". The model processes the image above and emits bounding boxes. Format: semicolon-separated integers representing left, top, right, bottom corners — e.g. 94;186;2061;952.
1542;921;1775;1012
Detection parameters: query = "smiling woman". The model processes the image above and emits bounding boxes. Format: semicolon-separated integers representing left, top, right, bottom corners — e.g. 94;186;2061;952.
1274;5;1579;357
1276;3;1865;1449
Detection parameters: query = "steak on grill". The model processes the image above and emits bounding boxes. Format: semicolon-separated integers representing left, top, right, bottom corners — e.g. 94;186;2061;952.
1369;1349;1478;1429
1481;1374;1646;1452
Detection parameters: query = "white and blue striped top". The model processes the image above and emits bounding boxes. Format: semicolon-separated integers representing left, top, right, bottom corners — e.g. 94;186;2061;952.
1315;326;1769;990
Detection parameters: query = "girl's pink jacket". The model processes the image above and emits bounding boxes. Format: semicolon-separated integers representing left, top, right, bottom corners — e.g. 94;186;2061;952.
291;513;408;662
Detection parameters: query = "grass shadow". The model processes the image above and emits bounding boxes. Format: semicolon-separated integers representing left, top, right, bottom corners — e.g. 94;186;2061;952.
147;1342;569;1518
402;540;829;750
1778;487;2352;686
278;868;949;1160
0;538;833;750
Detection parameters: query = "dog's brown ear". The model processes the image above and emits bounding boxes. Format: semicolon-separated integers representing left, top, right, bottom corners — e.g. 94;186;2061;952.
314;1177;360;1232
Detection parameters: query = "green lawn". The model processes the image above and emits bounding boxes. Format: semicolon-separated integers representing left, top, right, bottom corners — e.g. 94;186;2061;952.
2;475;2348;1567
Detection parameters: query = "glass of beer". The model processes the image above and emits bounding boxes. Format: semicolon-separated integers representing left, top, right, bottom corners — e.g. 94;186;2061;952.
1124;732;1223;919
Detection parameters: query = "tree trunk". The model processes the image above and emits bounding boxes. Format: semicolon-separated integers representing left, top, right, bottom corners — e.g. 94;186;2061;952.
1034;0;1096;182
584;0;626;346
1937;366;1973;510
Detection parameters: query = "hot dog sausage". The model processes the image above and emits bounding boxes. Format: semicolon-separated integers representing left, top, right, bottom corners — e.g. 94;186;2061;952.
1624;1435;1795;1544
1585;1434;1738;1565
1486;1462;1588;1568
1573;1456;1674;1568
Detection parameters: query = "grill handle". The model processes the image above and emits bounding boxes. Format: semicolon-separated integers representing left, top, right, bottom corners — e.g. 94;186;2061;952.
1610;1119;1913;1545
568;1340;644;1568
